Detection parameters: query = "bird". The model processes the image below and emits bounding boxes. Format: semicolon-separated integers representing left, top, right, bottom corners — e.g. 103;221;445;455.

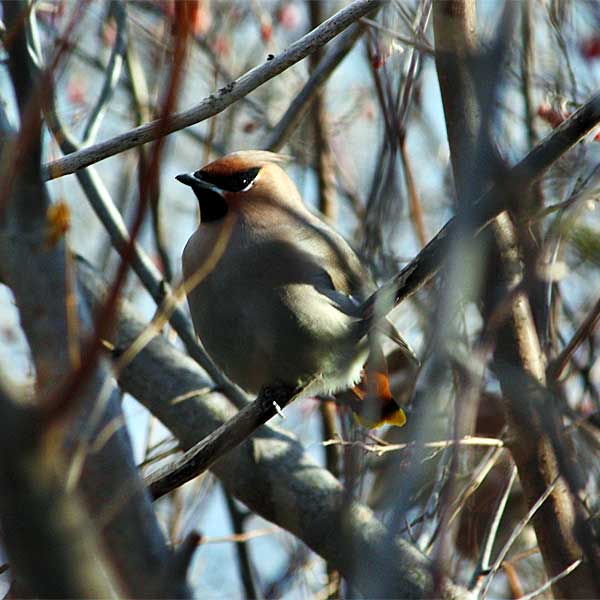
177;151;416;428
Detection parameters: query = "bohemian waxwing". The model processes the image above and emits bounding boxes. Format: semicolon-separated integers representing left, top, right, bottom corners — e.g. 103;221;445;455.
177;151;416;427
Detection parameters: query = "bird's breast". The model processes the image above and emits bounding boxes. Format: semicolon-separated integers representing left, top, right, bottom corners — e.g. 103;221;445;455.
182;215;368;394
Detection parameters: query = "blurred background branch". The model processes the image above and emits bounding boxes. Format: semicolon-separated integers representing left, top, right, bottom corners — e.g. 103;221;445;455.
2;0;600;597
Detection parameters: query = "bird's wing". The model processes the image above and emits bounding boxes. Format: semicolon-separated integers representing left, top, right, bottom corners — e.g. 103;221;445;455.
291;216;373;303
294;221;419;364
376;319;420;366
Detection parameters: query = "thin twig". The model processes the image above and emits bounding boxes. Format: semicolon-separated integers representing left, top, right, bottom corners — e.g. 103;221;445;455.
477;478;559;599
401;136;428;246
425;443;506;554
199;527;277;545
547;295;600;380
265;21;365;152
359;16;434;54
309;0;337;222
125;26;173;282
43;0;382;179
146;384;302;500
191;30;268;125
448;444;507;527
323;435;503;455
224;490;261;599
469;465;518;590
517;559;583;600
81;1;127;145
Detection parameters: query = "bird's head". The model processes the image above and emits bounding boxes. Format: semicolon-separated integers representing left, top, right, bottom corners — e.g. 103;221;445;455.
176;151;298;223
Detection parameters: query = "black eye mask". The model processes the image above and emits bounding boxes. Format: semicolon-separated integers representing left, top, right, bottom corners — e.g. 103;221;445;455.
195;166;261;193
175;172;229;222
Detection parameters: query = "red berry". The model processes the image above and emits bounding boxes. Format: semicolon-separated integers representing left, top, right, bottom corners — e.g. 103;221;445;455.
260;20;273;43
581;37;600;60
277;3;301;30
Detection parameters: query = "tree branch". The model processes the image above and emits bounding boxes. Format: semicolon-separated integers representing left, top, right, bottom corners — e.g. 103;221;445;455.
77;256;468;600
0;374;116;598
366;88;600;316
0;6;192;594
145;383;300;500
431;1;600;595
43;0;381;180
547;295;600;381
81;1;127;145
264;20;364;153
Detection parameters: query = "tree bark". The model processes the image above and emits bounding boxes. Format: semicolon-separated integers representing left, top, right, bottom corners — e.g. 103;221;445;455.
432;1;600;596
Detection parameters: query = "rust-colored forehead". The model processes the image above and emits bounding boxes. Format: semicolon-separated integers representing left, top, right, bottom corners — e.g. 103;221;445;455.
198;151;287;177
199;155;256;177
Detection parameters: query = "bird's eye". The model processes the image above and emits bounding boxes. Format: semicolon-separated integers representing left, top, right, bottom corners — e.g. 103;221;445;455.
197;167;261;193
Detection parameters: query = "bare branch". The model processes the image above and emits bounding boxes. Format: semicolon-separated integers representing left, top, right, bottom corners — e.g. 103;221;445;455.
476;478;559;598
76;256;468;600
547;295;600;380
469;465;517;589
367;89;600;316
223;490;261;600
0;375;117;598
146;383;301;500
43;0;382;180
81;1;128;145
264;21;364;152
517;559;583;600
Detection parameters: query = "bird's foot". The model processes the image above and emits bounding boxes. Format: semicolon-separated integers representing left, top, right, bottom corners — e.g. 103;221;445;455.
258;382;301;419
272;400;285;419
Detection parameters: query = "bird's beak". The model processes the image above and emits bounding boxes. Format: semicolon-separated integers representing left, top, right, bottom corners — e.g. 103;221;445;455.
175;172;224;197
176;172;228;222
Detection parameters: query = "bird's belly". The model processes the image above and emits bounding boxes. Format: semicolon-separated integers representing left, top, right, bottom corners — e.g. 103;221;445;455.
187;279;366;395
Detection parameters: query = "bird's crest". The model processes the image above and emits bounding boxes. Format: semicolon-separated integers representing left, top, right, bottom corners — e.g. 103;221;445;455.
199;151;290;178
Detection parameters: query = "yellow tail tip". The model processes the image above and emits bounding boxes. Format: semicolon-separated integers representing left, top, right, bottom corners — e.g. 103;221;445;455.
384;408;407;428
356;408;407;429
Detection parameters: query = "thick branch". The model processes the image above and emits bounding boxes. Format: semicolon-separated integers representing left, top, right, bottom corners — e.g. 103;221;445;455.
433;0;480;203
431;1;599;595
0;377;115;598
0;7;191;594
77;257;468;600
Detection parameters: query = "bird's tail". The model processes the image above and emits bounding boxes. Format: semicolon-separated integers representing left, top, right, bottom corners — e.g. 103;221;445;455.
340;344;407;429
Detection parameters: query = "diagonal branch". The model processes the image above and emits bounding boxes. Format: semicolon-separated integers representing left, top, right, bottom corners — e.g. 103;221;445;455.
264;21;365;152
366;89;600;317
43;0;382;180
81;1;128;145
146;383;301;500
547;295;600;381
77;256;468;600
